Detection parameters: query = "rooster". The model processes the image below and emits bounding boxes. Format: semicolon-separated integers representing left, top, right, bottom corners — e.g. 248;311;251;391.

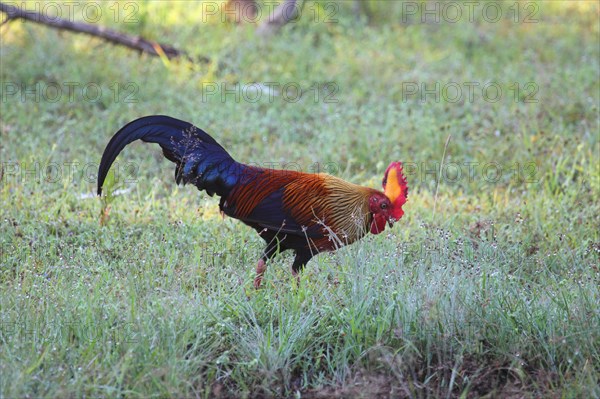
97;116;408;287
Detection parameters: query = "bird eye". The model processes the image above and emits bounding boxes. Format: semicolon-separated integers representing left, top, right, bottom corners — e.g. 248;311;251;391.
380;203;388;209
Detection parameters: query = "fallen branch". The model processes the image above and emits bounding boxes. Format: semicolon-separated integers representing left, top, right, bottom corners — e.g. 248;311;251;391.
353;0;372;23
225;0;258;23
0;1;206;62
257;0;302;37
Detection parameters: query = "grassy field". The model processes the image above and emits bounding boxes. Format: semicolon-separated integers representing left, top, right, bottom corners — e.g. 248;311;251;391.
1;1;599;397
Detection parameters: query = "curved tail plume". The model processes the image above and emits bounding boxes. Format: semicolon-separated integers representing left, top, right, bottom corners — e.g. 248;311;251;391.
97;115;240;197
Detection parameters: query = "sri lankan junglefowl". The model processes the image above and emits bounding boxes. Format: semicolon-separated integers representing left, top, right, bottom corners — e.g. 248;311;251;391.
97;116;408;287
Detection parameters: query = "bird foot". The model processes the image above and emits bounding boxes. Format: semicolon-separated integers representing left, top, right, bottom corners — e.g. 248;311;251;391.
253;275;263;289
253;259;266;289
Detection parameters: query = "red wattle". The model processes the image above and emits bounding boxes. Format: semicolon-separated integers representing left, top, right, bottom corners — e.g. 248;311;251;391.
370;214;387;234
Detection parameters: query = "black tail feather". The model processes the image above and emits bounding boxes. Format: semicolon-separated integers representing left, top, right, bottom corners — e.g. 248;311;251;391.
97;115;239;197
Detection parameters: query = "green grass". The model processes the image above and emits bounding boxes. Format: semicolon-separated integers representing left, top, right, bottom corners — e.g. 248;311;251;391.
1;1;599;397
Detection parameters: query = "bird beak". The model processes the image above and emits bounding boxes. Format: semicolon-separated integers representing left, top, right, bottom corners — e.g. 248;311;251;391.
387;218;395;228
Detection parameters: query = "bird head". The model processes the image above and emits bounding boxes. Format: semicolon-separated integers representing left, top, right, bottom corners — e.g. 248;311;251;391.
369;162;408;234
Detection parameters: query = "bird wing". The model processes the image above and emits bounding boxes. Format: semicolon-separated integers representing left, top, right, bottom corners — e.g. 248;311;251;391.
244;189;326;237
220;169;328;238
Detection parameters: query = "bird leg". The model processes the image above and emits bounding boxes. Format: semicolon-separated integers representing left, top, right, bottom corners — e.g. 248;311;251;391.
253;238;282;289
291;269;301;286
253;259;267;289
291;250;312;287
